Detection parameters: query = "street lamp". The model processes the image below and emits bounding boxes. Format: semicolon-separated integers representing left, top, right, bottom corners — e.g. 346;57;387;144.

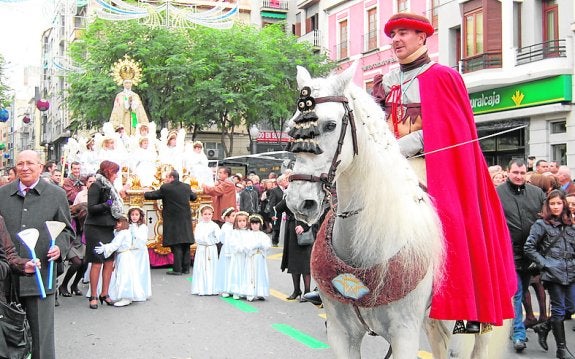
249;124;259;154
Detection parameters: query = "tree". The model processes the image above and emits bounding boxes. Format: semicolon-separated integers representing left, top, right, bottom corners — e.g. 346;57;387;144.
67;20;336;155
0;54;11;108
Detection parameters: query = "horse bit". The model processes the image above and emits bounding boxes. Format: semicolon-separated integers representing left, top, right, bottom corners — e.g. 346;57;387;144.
287;86;361;218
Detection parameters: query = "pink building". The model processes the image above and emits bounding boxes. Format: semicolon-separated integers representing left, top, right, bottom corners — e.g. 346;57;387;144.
319;1;439;90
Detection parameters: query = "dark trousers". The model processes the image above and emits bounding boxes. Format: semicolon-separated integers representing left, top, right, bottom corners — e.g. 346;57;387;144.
21;294;56;359
171;244;191;273
546;281;575;321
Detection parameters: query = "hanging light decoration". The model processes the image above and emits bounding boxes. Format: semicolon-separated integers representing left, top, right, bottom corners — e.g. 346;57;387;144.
22;114;31;124
0;108;9;122
3;153;9;159
36;99;50;112
0;143;5;150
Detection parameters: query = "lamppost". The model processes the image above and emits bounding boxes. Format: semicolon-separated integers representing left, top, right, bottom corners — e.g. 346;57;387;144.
249;124;259;154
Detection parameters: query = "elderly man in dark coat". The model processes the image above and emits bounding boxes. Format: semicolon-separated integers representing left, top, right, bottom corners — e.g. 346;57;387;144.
0;150;73;359
144;170;196;275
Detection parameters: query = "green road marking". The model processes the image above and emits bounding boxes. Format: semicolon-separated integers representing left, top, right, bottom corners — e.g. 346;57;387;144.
186;276;193;282
220;296;258;313
272;323;329;349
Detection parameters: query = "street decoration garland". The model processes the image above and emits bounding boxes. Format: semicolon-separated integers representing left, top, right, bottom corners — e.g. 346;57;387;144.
94;0;238;29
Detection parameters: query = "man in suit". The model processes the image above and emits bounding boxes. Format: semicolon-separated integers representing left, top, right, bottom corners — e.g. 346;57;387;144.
0;150;73;359
144;170;196;275
267;177;284;247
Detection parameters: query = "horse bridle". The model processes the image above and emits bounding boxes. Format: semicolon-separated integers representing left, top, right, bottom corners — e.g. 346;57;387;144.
289;92;359;214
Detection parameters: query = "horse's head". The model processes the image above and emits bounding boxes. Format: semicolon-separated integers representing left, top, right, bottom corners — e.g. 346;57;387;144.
285;65;358;225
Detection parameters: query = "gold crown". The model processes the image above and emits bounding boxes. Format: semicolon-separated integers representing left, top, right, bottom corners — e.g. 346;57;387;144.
111;55;143;86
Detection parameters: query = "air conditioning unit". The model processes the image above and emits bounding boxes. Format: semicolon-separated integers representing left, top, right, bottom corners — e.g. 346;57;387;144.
206;149;220;159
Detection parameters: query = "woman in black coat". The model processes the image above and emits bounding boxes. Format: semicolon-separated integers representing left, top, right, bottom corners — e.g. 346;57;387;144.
84;161;124;309
274;198;312;301
524;189;575;358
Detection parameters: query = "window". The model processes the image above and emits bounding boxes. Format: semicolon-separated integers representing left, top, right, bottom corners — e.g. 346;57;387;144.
543;0;558;42
397;0;407;13
366;8;377;51
365;80;374;95
551;143;566;164
464;10;483;57
431;0;440;28
550;121;566;134
339;20;348;59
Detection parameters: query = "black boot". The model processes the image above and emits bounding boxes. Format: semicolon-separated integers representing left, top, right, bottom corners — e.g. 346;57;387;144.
533;320;551;351
551;319;575;359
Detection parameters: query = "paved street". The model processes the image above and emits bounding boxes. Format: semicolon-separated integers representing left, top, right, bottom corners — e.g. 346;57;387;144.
55;246;574;358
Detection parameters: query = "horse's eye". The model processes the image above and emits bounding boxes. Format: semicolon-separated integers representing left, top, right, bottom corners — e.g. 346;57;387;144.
324;122;337;132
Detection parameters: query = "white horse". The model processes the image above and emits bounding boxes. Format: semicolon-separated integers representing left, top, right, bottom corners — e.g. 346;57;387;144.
285;65;507;358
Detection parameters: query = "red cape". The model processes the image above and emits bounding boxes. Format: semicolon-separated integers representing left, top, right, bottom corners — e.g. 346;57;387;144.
419;64;516;325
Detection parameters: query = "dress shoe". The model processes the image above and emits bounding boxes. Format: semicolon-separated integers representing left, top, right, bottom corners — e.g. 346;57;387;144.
302;290;322;305
523;317;538;329
58;285;72;297
99;294;114;306
166;271;182;276
533;321;551;351
70;286;83;296
182;270;190;275
513;339;526;352
286;290;302;300
88;296;98;309
113;298;132;307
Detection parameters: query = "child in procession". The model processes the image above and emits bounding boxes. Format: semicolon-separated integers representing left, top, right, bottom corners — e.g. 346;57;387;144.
191;204;221;295
229;211;250;300
94;215;149;307
243;214;271;301
215;207;237;297
126;207;152;300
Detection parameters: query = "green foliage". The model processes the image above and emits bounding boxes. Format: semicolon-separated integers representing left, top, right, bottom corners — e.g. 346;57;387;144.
67;20;336;154
0;54;12;108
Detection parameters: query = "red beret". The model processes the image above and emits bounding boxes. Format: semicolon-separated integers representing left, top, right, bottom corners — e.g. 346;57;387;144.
384;12;434;37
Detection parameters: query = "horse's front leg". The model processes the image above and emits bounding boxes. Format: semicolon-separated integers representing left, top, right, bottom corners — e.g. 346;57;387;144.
324;298;365;359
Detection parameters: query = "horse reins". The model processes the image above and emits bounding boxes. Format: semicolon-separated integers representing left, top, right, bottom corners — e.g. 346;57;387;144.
289;95;359;213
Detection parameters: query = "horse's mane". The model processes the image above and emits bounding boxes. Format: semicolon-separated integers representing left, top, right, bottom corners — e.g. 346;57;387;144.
336;81;445;293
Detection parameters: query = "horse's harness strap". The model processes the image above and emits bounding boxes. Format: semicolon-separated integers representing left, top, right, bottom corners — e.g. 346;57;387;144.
290;94;359;190
353;304;378;336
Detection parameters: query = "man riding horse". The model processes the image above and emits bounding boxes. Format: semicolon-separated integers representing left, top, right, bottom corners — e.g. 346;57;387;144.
306;12;516;335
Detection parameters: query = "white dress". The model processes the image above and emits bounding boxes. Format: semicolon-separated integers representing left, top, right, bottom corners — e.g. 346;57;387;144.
129;224;152;300
242;230;271;299
102;226;151;302
215;222;234;294
191;221;221;295
184;147;214;187
228;228;249;297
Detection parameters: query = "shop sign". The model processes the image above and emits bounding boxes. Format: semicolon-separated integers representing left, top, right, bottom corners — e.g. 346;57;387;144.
257;130;290;143
469;75;572;115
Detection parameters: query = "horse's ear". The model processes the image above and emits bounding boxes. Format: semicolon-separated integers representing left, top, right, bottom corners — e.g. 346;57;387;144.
296;66;312;88
339;62;358;86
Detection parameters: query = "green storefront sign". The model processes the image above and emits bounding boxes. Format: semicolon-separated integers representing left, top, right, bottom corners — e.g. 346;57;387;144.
469;75;572;115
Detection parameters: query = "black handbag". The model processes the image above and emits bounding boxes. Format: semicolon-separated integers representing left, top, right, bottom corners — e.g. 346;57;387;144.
297;229;315;246
0;278;33;359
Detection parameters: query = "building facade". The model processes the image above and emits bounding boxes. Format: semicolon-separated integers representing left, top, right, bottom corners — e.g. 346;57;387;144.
292;0;574;169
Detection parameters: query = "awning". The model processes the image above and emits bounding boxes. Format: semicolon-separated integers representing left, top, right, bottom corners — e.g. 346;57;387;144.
261;11;286;19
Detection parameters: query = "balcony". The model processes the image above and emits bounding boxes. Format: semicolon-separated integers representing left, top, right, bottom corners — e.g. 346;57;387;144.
516;39;566;65
460;52;502;74
297;30;321;49
261;0;288;12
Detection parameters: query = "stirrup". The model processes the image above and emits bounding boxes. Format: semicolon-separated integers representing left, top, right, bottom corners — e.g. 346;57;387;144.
453;321;493;335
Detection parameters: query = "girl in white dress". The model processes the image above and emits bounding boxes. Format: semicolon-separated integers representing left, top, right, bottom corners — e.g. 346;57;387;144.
229;211;250;300
94;216;149;307
215;207;237;297
191;205;221;295
126;207;152;300
243;214;272;301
